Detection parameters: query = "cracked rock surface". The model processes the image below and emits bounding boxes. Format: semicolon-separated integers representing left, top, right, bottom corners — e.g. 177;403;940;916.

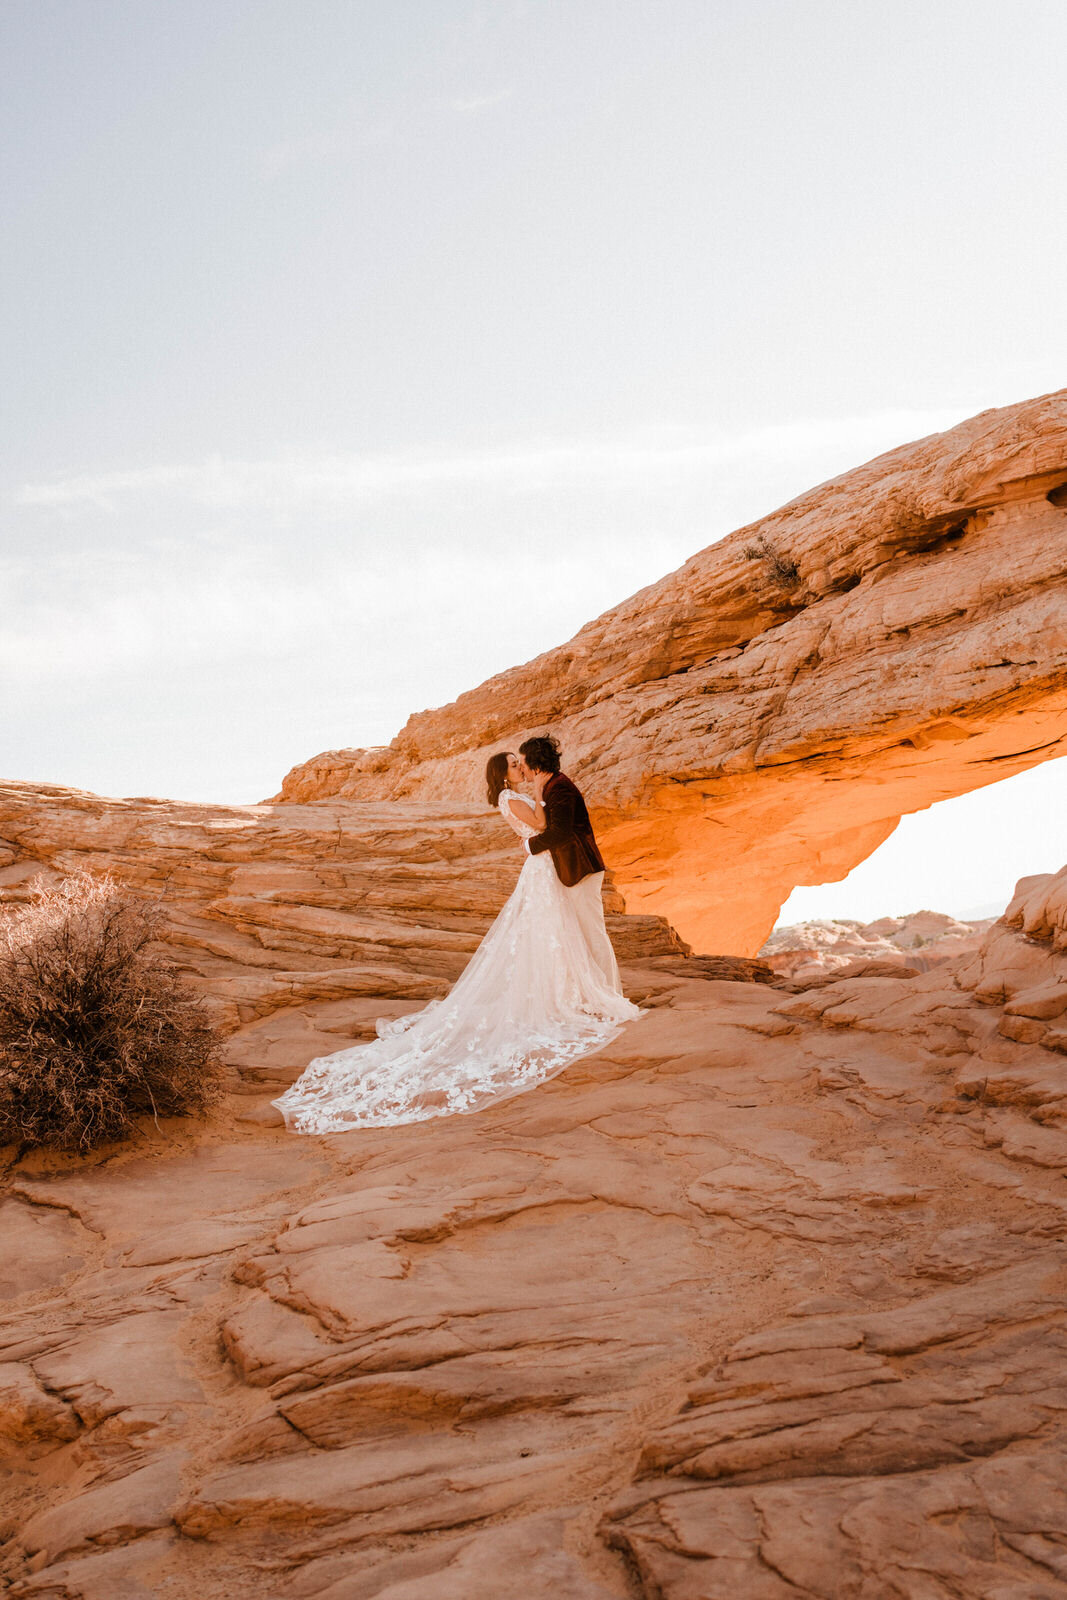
4;863;1067;1597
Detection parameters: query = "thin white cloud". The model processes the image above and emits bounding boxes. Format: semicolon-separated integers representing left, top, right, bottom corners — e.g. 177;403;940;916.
260;91;509;178
261;125;393;178
448;89;512;115
0;537;634;687
13;408;969;516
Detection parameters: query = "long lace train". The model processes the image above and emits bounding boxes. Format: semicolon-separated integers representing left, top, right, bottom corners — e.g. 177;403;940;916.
272;792;640;1132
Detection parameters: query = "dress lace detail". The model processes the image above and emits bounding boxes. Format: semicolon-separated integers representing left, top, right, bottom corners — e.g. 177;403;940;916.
272;788;640;1133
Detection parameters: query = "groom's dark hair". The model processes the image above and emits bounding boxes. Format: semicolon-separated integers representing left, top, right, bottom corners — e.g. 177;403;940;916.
519;735;561;774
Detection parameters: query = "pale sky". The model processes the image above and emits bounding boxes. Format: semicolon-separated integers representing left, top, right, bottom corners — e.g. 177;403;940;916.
3;0;1065;925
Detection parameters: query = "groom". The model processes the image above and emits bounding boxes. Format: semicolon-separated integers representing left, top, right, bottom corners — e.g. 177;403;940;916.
518;735;617;987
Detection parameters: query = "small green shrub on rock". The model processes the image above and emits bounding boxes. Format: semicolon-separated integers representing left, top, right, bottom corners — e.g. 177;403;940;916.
0;871;223;1151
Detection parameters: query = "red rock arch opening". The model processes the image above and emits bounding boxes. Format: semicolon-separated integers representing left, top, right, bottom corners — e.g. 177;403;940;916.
275;390;1067;954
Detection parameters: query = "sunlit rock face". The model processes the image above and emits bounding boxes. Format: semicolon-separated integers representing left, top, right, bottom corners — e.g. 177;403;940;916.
276;389;1067;954
0;782;686;1090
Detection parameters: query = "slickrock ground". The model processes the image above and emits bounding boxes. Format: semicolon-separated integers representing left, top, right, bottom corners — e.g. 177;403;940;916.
4;832;1067;1597
760;909;995;980
275;390;1067;953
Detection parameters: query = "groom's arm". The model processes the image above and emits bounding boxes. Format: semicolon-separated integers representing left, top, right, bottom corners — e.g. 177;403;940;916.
527;784;577;856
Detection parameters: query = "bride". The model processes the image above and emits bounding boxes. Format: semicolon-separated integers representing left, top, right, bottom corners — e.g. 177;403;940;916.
272;748;640;1133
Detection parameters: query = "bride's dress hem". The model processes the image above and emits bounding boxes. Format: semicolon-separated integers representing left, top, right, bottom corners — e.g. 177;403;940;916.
272;1013;631;1135
272;789;641;1135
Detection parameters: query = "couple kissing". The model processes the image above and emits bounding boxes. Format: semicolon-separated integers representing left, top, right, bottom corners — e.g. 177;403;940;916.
274;732;639;1134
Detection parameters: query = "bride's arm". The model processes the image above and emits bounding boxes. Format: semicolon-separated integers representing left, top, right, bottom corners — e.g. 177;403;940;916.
503;792;545;831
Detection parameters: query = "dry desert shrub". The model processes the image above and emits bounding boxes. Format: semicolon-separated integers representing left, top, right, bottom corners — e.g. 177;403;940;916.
0;871;223;1151
743;531;801;589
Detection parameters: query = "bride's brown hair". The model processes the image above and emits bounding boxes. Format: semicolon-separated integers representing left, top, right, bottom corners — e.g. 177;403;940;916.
485;752;511;808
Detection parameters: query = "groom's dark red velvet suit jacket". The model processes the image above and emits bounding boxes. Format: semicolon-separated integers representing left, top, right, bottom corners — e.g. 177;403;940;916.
526;772;606;887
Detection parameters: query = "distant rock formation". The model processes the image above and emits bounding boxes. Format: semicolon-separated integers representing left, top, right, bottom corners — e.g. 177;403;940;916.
761;908;995;979
275;390;1067;954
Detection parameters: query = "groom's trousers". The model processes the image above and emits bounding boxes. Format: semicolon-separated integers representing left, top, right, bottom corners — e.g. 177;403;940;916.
566;871;621;993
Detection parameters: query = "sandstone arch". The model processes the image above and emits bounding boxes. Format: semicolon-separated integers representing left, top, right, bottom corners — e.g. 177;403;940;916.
276;390;1067;954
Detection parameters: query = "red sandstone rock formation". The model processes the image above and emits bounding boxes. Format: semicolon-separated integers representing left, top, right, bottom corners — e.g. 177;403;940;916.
275;390;1067;955
4;393;1067;1597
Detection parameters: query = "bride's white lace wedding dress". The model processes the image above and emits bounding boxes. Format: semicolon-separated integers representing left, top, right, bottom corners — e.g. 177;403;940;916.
272;789;641;1133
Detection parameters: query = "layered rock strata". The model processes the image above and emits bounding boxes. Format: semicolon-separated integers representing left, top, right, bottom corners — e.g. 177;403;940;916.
0;781;686;1091
275;390;1067;953
3;862;1067;1597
